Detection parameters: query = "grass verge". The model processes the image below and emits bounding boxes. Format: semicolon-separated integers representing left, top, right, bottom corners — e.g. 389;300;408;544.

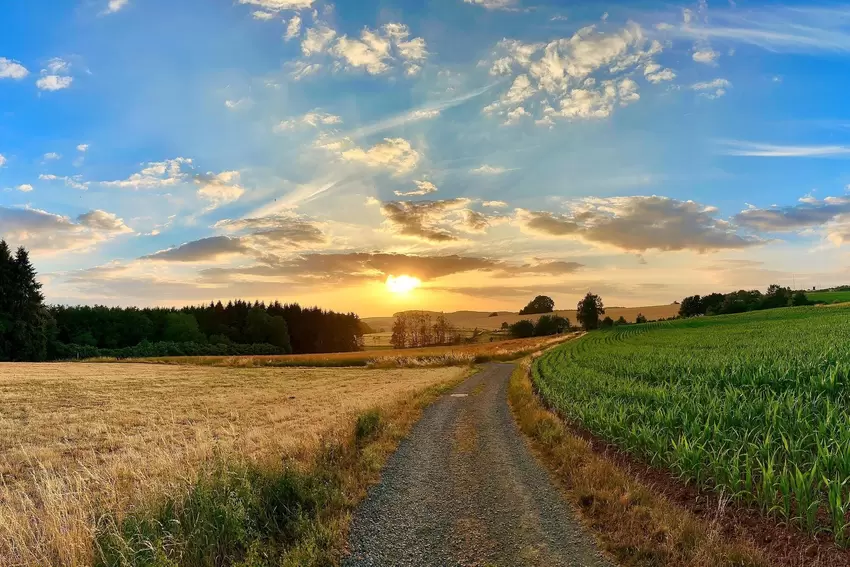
92;375;467;567
508;359;768;567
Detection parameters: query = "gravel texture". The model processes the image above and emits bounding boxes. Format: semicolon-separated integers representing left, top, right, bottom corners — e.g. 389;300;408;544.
344;363;614;567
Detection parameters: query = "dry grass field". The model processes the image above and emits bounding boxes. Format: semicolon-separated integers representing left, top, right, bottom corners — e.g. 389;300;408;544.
362;304;680;333
0;363;467;566
123;333;577;368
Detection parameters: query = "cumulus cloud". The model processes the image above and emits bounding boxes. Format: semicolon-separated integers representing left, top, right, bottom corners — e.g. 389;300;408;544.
516;196;762;252
375;198;473;242
734;196;850;233
194;171;244;209
320;137;420;175
101;157;192;189
36;75;73;91
77;144;89;152
275;110;342;131
16;184;33;193
36;58;73;91
77;210;132;232
0;58;28;80
301;23;337;55
143;236;247;262
144;216;327;263
0;206;131;254
643;62;676;83
252;11;275;20
39;174;89;191
0;154;6;167
285;14;302;40
43;152;61;160
296;21;427;77
395;180;438;196
484;23;667;125
691;78;730;98
470;165;512;175
693;49;719;64
483;200;509;208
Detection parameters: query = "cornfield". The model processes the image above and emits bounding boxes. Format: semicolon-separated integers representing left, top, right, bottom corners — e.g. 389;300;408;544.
533;306;850;545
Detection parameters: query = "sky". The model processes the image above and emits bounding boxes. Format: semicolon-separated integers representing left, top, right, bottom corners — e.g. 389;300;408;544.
3;0;850;316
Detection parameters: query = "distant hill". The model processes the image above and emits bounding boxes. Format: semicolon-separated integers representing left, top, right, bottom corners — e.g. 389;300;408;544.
362;304;680;333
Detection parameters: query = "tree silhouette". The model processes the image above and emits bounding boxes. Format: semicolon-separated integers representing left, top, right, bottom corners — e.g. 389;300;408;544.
576;293;605;331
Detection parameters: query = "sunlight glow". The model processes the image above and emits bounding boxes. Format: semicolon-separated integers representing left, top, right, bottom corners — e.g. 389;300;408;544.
386;274;422;294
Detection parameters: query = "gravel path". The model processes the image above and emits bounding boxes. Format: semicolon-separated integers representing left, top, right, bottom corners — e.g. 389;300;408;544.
344;363;614;567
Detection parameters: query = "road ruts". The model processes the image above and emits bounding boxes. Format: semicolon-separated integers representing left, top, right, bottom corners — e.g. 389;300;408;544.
344;362;613;567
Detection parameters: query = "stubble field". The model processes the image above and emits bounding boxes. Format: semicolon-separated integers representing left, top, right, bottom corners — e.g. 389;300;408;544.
0;363;466;566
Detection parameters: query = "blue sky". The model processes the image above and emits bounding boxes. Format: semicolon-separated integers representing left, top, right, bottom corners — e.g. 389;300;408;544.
3;0;850;315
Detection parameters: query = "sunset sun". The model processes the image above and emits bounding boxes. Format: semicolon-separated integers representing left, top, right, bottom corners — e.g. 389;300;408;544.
386;275;421;294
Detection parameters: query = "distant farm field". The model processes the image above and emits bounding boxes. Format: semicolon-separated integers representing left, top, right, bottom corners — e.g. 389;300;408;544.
807;290;850;304
122;333;576;368
534;306;850;544
0;363;466;566
362;304;680;333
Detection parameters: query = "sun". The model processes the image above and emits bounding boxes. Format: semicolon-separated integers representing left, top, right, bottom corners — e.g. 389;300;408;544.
386;274;421;294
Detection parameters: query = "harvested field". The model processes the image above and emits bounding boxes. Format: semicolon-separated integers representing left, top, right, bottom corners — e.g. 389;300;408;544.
0;363;467;566
117;333;577;368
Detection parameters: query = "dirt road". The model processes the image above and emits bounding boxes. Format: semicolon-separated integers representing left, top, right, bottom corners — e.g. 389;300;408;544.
344;363;613;567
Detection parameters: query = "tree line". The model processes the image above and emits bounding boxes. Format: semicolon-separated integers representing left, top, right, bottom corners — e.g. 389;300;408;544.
390;311;462;349
679;284;810;318
0;241;366;362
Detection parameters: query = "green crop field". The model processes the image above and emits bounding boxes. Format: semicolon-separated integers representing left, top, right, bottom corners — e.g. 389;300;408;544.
807;290;850;304
534;306;850;544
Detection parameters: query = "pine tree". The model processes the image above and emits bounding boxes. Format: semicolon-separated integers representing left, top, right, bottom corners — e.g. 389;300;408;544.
0;244;52;361
0;241;14;360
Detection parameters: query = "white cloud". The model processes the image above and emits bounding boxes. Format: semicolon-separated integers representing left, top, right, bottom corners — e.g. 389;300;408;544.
275;109;342;131
301;24;337;55
693;49;719;64
719;140;850;158
0;154;7;167
643;62;676;83
483;200;509;208
325;137;420;175
43;152;61;160
285;15;302;40
36;75;73;91
691;78;730;99
288;61;322;80
464;0;518;10
504;106;530;125
104;0;128;14
484;23;668;125
516;196;762;252
298;22;428;77
39;174;89;191
16;184;33;193
77;144;89;153
238;0;315;10
470;165;512;175
194;171;245;209
225;98;253;110
0;206;131;254
252;11;275;20
394;180;438;196
0;58;28;80
101;158;192;189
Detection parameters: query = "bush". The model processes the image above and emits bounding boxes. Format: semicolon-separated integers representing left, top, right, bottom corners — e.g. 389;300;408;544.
509;320;536;339
355;410;382;444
